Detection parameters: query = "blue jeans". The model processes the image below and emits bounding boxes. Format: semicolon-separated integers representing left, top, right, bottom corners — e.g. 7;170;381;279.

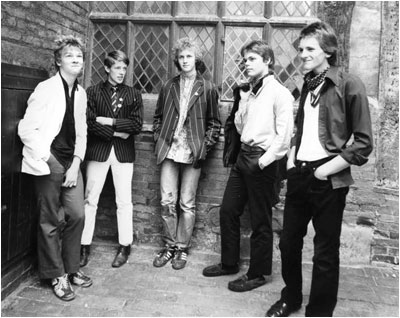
159;159;201;249
33;154;84;279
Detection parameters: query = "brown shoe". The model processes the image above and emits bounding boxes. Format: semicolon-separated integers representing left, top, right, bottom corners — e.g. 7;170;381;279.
111;245;131;268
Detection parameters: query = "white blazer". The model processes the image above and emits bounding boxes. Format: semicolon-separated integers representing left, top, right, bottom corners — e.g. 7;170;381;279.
18;72;87;176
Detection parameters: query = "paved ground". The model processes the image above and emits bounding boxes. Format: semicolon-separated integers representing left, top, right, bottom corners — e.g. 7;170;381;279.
1;242;399;317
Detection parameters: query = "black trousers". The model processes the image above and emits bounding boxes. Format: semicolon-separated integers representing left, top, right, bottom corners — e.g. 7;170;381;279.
33;154;85;279
220;145;278;277
279;158;349;317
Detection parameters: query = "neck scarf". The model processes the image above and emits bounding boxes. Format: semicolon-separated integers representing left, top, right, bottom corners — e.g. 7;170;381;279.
304;67;329;107
304;67;329;92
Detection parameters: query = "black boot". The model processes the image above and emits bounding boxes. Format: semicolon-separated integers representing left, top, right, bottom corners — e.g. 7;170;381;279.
112;244;131;268
80;245;90;267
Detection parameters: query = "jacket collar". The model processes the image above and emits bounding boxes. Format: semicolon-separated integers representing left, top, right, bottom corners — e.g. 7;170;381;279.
325;66;340;87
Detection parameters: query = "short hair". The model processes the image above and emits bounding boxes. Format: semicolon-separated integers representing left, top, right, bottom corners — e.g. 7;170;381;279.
54;35;85;71
172;37;205;72
240;40;275;71
299;21;338;66
104;50;130;70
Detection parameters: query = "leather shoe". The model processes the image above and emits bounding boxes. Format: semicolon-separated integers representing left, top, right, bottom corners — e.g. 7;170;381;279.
266;300;301;317
80;245;90;267
112;244;131;268
202;263;239;277
228;274;267;292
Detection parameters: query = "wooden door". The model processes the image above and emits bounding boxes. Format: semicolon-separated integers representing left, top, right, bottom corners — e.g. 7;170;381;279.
1;63;48;297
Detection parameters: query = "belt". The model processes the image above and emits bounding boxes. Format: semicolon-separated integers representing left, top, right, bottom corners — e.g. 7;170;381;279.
295;157;333;171
240;143;265;153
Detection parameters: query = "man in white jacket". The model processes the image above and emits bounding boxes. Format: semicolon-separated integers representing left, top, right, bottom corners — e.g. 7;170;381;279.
18;35;92;301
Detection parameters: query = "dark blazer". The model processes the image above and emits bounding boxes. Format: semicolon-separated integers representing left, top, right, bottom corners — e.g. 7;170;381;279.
85;81;143;163
153;74;221;167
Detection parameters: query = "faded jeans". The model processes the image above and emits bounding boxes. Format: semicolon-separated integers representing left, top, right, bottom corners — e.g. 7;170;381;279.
159;159;201;249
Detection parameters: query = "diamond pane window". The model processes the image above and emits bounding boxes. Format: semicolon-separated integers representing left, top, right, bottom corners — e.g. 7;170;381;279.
273;1;314;17
92;1;127;13
133;1;171;14
179;26;215;81
179;1;217;15
222;26;263;100
271;28;303;99
133;25;169;93
226;1;264;16
91;23;127;86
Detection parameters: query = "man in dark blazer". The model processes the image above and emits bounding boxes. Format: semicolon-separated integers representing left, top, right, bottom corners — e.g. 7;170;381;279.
80;50;143;268
152;38;221;270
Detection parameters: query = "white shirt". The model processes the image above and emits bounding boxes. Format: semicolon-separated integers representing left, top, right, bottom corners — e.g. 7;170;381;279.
234;76;294;168
297;83;329;161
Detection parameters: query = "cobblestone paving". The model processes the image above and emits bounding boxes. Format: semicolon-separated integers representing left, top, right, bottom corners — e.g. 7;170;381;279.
2;243;398;317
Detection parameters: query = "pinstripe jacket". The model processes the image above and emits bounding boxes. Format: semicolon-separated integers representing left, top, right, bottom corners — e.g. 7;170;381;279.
85;81;143;163
153;74;221;167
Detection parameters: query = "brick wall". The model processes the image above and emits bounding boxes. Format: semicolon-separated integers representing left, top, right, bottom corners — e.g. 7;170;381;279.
1;1;90;73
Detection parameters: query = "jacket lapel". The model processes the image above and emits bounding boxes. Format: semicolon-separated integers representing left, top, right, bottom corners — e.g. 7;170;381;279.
187;77;204;111
171;77;180;112
100;83;114;114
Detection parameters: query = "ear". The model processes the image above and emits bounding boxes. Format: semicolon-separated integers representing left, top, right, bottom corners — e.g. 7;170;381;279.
104;65;110;74
325;53;332;59
56;59;61;67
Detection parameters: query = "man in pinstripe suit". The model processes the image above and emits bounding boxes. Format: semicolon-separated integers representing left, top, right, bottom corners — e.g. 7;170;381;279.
152;38;221;270
80;50;143;268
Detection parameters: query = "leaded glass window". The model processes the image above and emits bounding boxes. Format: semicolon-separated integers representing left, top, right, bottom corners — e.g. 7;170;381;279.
178;1;218;15
92;1;127;14
133;1;171;15
133;25;170;93
225;1;264;16
91;23;127;86
179;25;216;81
273;1;314;17
222;27;263;100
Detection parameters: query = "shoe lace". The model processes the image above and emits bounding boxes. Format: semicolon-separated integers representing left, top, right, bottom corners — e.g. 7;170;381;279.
57;274;72;291
160;247;174;260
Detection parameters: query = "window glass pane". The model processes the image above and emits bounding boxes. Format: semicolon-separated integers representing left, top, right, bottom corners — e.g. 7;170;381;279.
271;28;303;100
273;1;314;17
225;1;264;16
133;25;170;93
222;26;263;100
92;1;127;13
179;1;217;15
179;26;216;81
134;1;171;14
91;23;127;86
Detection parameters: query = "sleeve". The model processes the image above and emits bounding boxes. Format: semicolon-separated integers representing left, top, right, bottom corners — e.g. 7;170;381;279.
153;83;165;142
114;88;143;135
339;76;373;166
259;87;294;168
203;84;222;152
18;82;51;161
73;87;87;161
86;86;115;140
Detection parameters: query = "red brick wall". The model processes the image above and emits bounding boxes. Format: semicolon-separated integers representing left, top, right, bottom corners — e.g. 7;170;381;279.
1;1;90;74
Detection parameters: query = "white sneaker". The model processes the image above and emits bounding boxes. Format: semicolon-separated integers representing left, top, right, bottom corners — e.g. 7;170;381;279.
51;274;75;301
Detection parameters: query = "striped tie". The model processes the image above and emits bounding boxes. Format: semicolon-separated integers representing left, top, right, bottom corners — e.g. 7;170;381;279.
111;86;118;112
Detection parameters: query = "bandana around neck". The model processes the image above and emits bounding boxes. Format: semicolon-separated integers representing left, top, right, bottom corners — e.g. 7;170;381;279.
304;67;329;92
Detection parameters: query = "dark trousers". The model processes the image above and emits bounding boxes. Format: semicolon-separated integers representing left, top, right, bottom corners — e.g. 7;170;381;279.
33;154;85;279
279;159;349;316
220;145;278;277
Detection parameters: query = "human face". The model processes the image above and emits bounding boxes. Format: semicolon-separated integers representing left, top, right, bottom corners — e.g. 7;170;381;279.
178;48;196;75
243;51;269;81
57;45;83;78
298;36;331;74
106;60;128;86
